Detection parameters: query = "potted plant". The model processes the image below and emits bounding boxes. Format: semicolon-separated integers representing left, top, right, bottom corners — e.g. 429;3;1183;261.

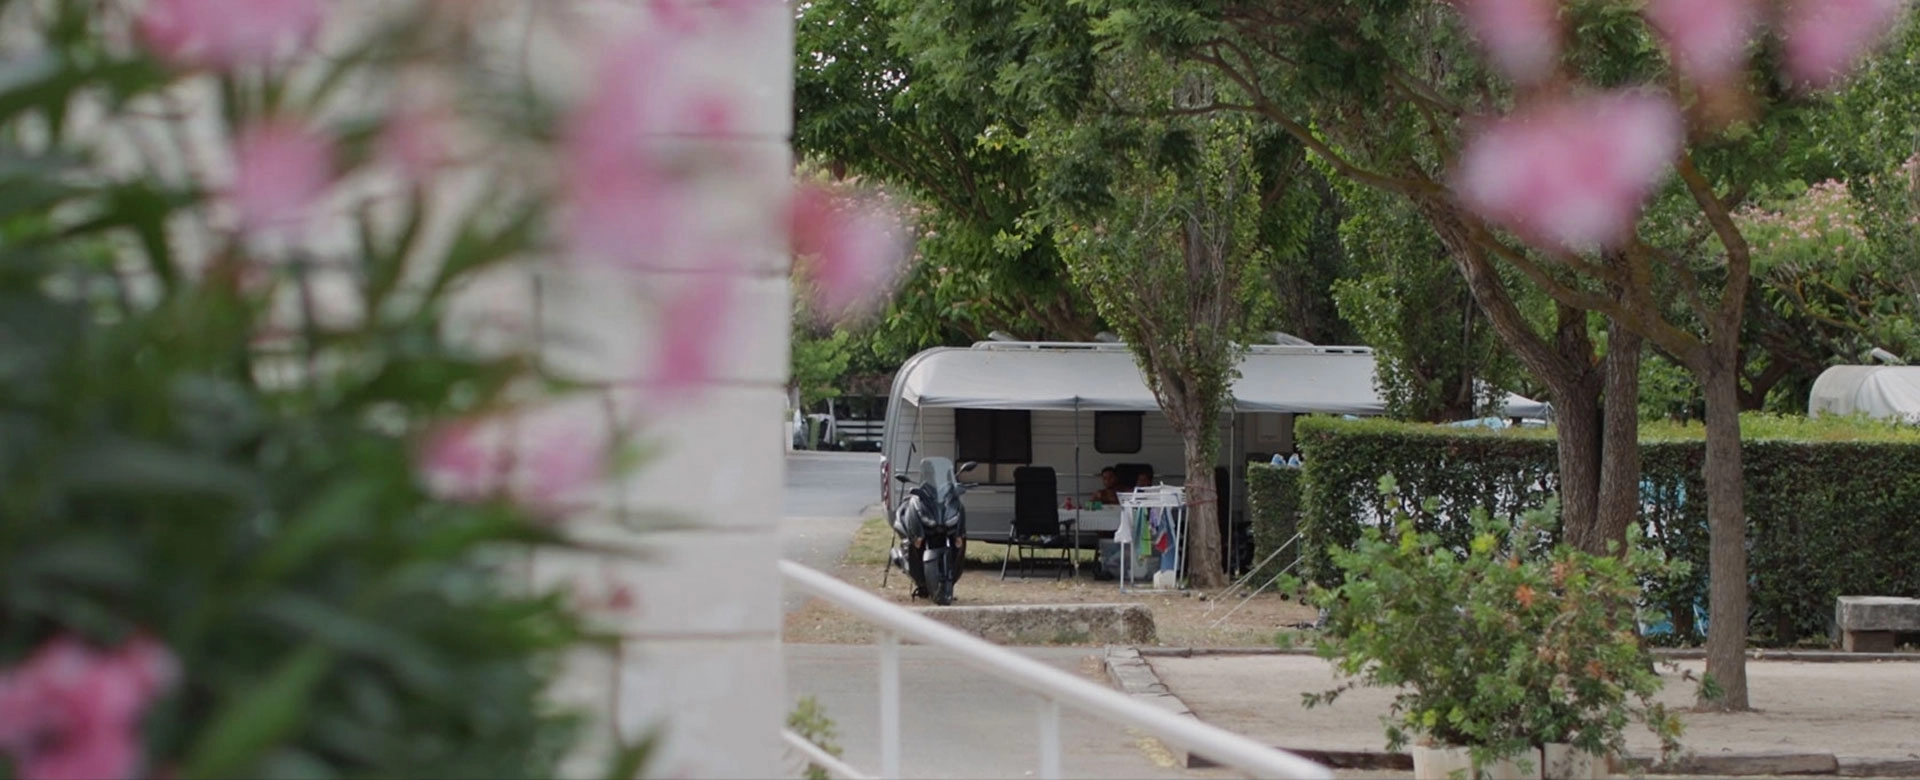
1302;477;1685;779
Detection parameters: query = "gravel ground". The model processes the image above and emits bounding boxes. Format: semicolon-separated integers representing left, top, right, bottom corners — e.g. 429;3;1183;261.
782;519;1321;647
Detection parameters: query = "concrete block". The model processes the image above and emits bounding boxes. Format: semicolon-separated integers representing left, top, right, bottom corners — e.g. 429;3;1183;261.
915;604;1156;645
529;533;781;637
537;268;789;385
545;645;621;780
600;385;787;531
515;0;793;138
1835;596;1920;632
618;638;785;778
1836;596;1920;652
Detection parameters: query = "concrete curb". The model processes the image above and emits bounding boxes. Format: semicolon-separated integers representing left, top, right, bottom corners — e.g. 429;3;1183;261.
1136;646;1920;663
1113;646;1920;777
1101;646;1216;769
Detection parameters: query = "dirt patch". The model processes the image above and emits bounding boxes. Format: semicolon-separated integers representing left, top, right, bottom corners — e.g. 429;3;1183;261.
783;519;1320;647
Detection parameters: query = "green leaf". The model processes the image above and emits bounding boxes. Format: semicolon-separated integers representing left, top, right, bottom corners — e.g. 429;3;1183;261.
184;645;334;780
248;479;383;582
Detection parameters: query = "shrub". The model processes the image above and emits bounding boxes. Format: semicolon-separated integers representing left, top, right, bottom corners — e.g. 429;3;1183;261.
1304;479;1685;766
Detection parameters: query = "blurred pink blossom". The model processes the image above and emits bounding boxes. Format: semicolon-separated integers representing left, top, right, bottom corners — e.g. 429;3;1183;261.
563;33;678;272
419;418;508;503
231;119;334;239
789;184;907;319
1454;91;1684;250
418;407;610;516
0;634;178;780
1451;0;1562;84
639;268;737;401
1781;0;1907;89
380;100;453;186
1642;0;1759;88
137;0;328;70
562;20;749;273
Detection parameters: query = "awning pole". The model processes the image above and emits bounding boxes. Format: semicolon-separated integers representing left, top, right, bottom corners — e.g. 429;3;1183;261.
1073;398;1082;566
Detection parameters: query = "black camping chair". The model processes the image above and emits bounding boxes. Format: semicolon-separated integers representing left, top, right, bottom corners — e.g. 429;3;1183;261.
1113;462;1154;492
1003;466;1075;579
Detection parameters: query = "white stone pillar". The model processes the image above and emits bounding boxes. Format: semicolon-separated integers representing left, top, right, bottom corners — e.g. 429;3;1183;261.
510;2;793;778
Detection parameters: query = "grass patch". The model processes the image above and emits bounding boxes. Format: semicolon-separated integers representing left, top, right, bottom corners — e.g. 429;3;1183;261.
846;516;1024;567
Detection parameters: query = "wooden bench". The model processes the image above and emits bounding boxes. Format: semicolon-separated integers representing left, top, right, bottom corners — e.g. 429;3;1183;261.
1834;596;1920;652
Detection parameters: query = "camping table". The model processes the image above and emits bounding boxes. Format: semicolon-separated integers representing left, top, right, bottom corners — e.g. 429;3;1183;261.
1062;506;1124;535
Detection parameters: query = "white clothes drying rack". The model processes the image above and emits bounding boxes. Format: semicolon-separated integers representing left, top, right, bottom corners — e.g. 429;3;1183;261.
1117;484;1187;592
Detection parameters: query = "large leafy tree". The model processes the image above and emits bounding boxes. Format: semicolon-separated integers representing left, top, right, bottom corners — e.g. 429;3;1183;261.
1040;97;1279;589
794;0;1101;349
1331;181;1532;421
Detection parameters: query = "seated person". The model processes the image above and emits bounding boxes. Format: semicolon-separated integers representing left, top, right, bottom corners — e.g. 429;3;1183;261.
1091;467;1121;504
1133;469;1155;489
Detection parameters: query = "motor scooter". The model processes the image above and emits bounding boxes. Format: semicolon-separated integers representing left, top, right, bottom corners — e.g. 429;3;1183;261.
888;458;976;605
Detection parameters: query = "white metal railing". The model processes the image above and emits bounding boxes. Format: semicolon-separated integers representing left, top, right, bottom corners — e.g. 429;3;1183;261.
778;560;1333;780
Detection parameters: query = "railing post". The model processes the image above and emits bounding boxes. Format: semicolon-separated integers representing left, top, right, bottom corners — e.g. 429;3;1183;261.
880;631;901;779
1037;697;1061;780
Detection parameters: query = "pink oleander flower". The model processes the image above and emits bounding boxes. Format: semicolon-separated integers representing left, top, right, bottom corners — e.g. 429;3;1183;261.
1453;91;1684;251
1642;0;1759;88
1451;0;1563;85
419;418;509;503
1781;0;1907;90
137;0;328;70
231;119;334;239
0;634;179;780
639;266;737;401
789;184;908;320
561;19;747;274
379;99;453;186
418;406;610;517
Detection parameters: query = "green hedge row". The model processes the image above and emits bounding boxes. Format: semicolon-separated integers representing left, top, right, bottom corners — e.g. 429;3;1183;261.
1247;415;1920;646
1245;464;1301;586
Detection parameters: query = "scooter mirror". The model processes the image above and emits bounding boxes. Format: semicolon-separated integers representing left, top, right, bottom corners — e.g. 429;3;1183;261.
893;474;914;483
957;461;979;475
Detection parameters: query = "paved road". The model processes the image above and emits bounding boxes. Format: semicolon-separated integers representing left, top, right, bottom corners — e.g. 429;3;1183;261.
786;644;1206;779
781;450;882;612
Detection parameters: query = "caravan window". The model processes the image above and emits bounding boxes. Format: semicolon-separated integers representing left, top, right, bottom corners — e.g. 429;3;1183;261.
1094;411;1144;454
954;409;1031;464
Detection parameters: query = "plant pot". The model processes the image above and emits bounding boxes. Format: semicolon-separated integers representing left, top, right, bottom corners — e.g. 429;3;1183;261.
1410;744;1540;780
1540;744;1609;779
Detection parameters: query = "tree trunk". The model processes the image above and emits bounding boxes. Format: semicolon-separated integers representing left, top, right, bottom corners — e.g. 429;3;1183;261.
1418;205;1629;548
1698;361;1751;711
1593;319;1643;555
1553;385;1603;550
1181;429;1226;589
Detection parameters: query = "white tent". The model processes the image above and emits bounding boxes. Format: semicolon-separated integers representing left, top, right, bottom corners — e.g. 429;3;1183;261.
894;343;1550;419
1809;365;1920;423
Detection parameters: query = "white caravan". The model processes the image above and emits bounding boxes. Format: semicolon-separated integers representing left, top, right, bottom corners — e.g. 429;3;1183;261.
879;340;1546;549
1809;365;1920;424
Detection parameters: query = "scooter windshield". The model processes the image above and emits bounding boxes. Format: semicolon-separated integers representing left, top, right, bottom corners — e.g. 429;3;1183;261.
917;457;962;512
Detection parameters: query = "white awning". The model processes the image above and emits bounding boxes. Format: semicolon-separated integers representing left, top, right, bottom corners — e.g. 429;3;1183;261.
894;344;1549;419
1810;365;1920;423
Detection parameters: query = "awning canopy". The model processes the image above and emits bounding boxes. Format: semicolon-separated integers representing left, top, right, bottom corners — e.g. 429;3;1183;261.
894;344;1550;419
1809;365;1920;423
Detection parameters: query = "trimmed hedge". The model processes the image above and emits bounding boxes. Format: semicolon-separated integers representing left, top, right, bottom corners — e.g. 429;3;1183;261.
1246;464;1301;585
1255;415;1920;647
